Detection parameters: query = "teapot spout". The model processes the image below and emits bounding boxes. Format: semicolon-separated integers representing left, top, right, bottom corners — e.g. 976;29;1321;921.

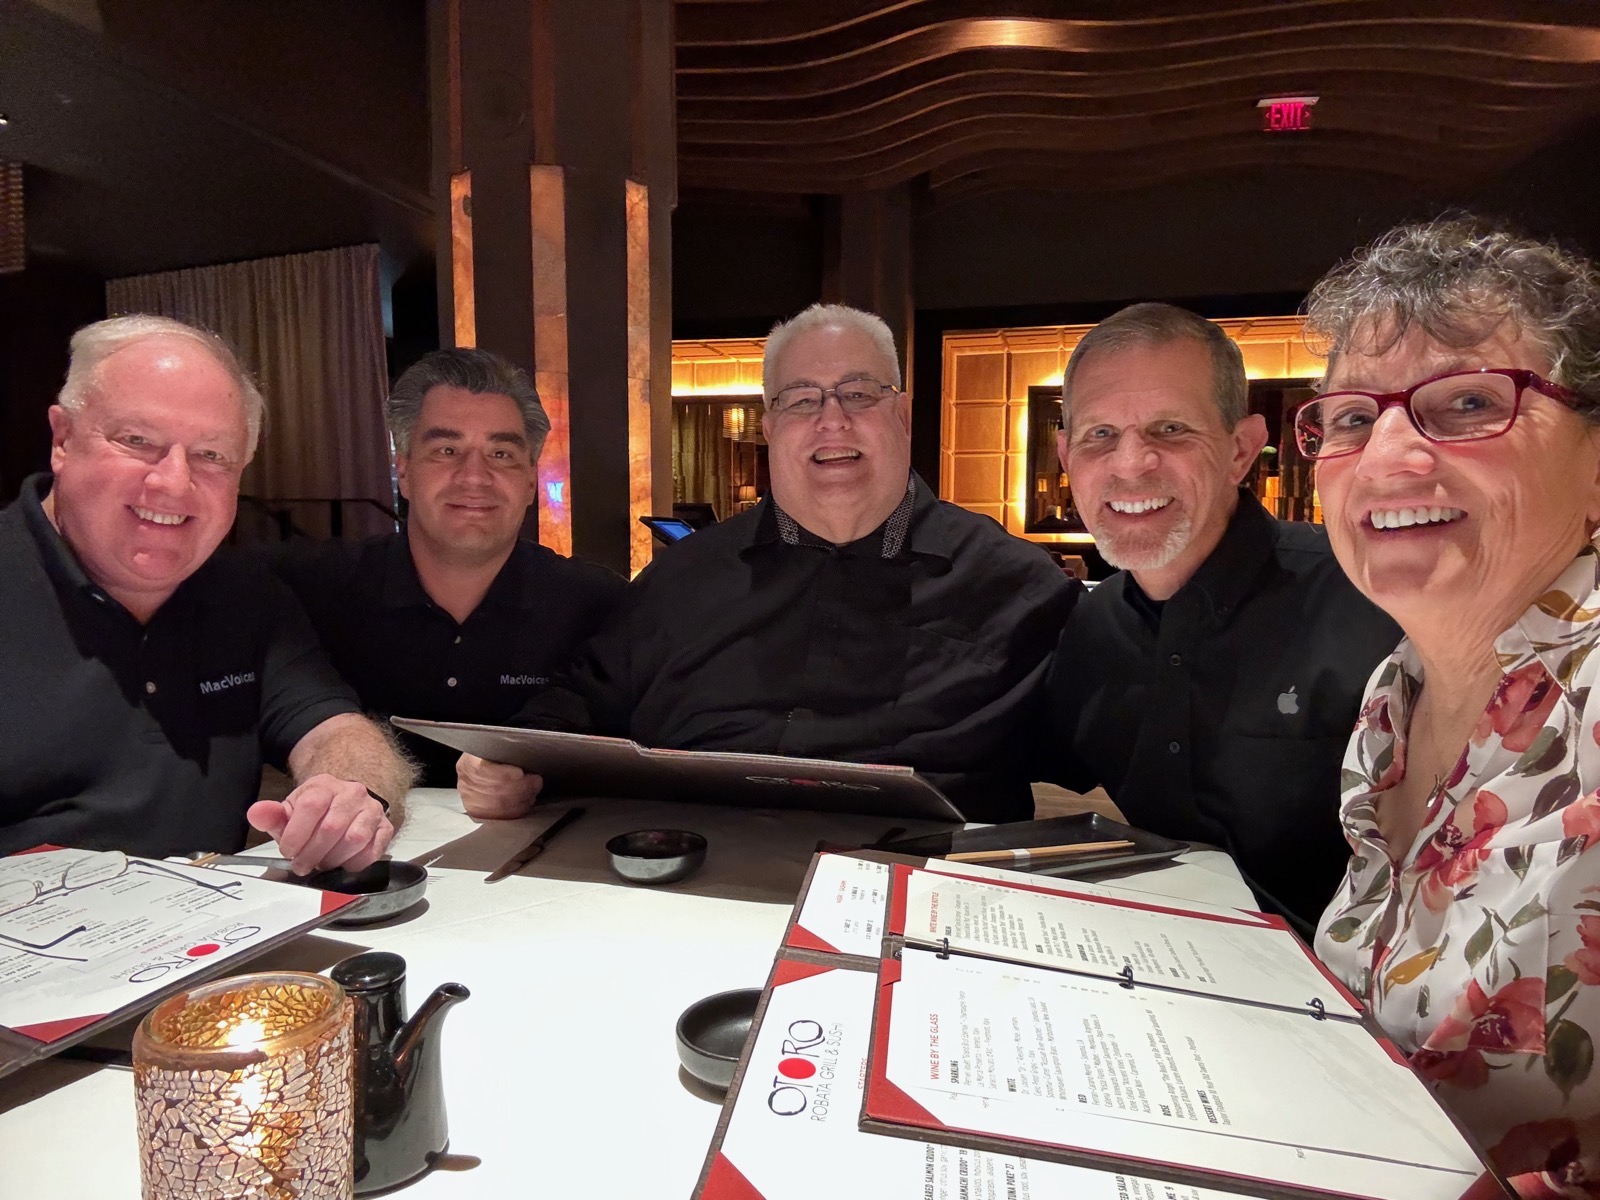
392;982;470;1078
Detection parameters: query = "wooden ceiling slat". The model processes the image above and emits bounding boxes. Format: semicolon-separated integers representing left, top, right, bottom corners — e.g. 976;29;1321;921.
671;1;1600;196
678;10;1600;74
678;65;1591;123
680;125;1527;192
679;91;1582;151
675;0;1598;52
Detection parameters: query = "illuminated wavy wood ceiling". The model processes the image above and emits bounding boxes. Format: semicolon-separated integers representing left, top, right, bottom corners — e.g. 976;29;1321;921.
675;1;1600;199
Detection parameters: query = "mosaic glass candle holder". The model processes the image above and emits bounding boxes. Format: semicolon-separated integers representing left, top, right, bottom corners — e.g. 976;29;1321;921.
132;972;354;1200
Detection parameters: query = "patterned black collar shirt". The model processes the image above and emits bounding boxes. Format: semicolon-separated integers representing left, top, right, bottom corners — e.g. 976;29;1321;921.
518;474;1078;820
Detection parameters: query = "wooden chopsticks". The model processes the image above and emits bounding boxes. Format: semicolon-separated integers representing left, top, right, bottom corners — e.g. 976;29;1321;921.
944;839;1135;865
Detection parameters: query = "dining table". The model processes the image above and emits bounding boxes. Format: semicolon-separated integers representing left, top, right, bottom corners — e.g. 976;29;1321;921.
0;788;1258;1199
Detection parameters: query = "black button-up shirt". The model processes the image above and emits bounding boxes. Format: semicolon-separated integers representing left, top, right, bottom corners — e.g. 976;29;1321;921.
1046;491;1401;929
269;531;626;784
519;474;1078;820
0;475;360;857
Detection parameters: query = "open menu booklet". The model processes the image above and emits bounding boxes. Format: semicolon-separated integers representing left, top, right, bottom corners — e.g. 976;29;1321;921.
695;955;1246;1200
0;846;358;1078
390;717;964;822
696;853;1506;1200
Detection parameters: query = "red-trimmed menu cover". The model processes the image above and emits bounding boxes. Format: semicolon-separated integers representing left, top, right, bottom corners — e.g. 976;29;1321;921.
858;865;1508;1200
692;952;1248;1200
0;846;358;1078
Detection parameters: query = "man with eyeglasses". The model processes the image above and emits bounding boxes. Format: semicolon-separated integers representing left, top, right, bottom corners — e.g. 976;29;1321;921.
0;315;415;873
1044;303;1399;930
455;302;1076;821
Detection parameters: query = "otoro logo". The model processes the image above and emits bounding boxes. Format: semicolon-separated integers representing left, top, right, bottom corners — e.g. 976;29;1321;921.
765;1019;826;1116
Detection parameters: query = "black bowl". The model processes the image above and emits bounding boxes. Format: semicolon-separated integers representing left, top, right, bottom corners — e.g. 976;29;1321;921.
304;859;429;927
676;988;761;1092
605;829;708;885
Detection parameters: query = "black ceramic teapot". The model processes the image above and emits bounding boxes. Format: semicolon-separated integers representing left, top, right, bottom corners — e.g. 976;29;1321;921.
330;951;470;1195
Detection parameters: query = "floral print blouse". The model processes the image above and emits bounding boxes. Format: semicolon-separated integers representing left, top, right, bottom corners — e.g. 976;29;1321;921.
1316;540;1600;1198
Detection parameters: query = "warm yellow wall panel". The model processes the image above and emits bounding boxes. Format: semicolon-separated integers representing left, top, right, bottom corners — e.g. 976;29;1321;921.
1009;351;1059;398
1239;341;1288;380
941;314;1312;540
692;360;741;392
951;404;1007;452
953;353;1006;402
950;454;1006;504
1288;341;1325;379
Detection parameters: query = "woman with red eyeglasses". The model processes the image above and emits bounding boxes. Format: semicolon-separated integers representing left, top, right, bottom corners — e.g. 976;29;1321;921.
1304;215;1600;1198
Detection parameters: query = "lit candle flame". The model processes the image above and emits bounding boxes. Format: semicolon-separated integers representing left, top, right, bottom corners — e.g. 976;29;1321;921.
222;1017;266;1047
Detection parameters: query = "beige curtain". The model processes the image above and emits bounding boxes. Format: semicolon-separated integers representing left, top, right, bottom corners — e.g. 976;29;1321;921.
106;245;393;540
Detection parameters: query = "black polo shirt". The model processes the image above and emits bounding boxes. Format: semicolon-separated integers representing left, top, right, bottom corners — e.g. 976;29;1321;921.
1046;491;1401;930
0;475;361;857
517;474;1078;821
268;531;626;784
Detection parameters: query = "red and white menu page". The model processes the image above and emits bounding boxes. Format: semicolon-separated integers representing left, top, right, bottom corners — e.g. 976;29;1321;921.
888;864;1361;1017
864;944;1489;1200
696;957;1239;1200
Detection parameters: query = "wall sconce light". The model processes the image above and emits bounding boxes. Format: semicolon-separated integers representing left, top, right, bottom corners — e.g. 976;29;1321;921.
133;972;354;1199
721;403;766;444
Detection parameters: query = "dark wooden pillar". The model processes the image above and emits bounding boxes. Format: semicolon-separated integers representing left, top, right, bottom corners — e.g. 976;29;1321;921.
821;184;915;392
429;0;674;575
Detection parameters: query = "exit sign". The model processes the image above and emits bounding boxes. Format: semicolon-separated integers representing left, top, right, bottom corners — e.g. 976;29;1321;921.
1258;95;1318;132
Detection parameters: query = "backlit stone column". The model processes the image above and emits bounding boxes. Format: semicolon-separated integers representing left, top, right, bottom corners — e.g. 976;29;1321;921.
430;0;674;575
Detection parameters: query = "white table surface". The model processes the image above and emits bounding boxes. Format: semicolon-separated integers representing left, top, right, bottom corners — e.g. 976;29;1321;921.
0;789;1257;1199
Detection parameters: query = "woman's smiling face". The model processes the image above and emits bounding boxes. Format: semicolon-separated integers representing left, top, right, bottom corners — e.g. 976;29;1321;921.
1315;322;1600;637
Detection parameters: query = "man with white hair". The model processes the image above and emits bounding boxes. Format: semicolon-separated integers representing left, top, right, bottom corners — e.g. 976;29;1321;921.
457;302;1076;821
1045;302;1398;928
0;315;415;871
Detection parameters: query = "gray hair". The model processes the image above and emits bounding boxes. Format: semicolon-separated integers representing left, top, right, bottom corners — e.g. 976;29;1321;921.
61;315;265;457
386;348;551;460
1304;214;1600;424
762;302;902;400
1060;302;1247;434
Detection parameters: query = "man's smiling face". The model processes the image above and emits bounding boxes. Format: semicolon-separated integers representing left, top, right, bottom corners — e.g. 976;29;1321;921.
1061;337;1264;599
396;385;538;568
761;322;911;535
47;335;250;619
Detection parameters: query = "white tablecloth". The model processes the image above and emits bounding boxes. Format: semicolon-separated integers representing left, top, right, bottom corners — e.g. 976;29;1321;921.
0;790;1257;1199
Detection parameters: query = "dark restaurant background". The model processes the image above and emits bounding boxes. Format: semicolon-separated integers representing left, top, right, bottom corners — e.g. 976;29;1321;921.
4;0;1600;540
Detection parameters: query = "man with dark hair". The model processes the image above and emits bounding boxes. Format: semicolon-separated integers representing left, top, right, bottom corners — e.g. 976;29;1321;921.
457;303;1077;822
1046;302;1399;929
0;315;413;871
270;348;625;785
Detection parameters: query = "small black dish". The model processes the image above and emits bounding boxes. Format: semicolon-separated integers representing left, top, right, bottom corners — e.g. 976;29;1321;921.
676;988;761;1092
605;829;708;885
306;860;430;927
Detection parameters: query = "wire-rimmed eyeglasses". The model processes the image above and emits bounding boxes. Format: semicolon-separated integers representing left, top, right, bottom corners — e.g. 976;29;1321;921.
768;378;899;417
1292;368;1586;460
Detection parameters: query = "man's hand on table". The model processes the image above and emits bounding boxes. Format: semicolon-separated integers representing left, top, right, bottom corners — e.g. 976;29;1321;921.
246;774;396;874
457;752;544;819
